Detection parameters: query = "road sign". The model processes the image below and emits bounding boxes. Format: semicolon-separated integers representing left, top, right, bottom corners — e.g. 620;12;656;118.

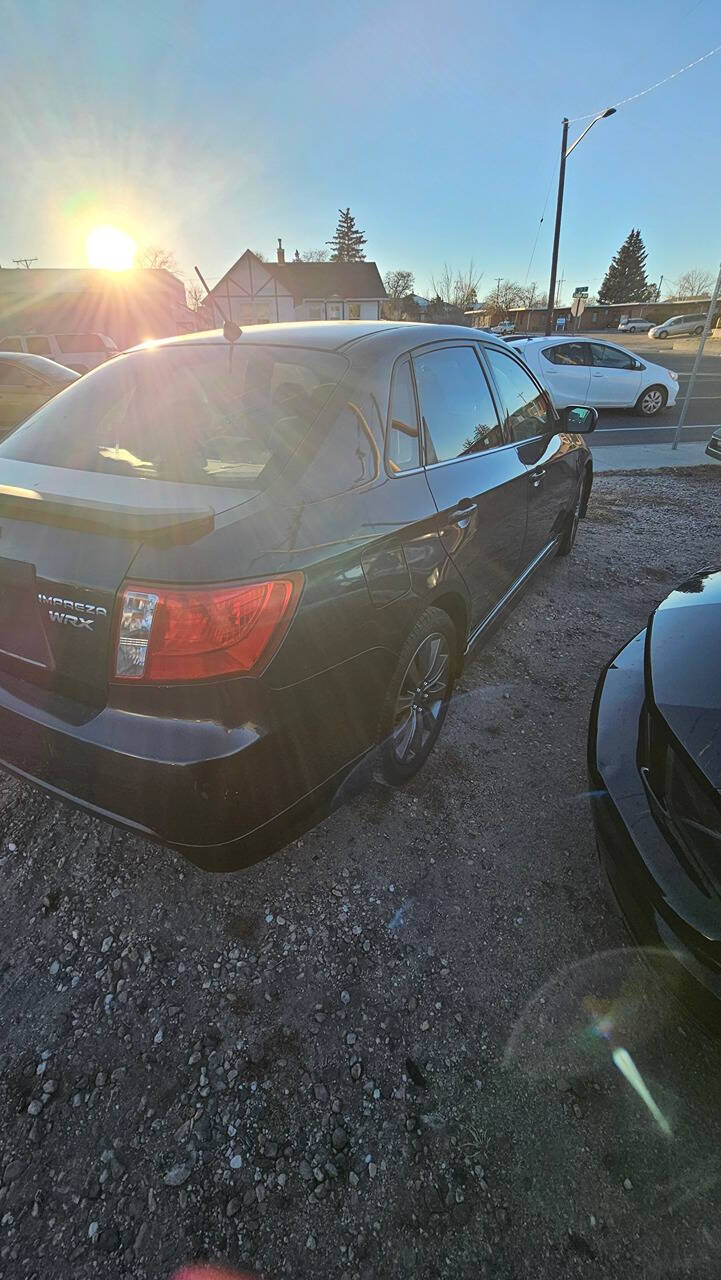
572;286;589;298
570;295;587;317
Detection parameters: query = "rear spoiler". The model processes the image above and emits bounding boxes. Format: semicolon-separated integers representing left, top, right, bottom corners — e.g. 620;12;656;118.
0;484;214;543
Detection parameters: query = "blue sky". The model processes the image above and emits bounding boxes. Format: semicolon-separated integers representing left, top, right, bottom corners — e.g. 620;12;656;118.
1;0;719;302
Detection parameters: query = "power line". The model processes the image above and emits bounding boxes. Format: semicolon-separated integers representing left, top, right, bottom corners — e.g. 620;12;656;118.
12;257;37;269
569;41;721;122
525;156;558;282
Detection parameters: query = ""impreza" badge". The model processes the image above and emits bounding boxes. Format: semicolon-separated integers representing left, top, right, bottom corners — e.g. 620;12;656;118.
38;594;108;631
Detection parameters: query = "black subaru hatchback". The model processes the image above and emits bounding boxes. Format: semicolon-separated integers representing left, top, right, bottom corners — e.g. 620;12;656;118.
0;321;594;869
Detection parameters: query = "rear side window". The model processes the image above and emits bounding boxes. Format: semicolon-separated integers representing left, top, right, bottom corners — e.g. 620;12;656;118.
414;346;502;463
590;343;635;369
57;334;106;353
0;344;348;488
542;342;590;366
483;347;552;443
26;336;52;357
0;362;44;388
387;357;420;472
0;338;23;352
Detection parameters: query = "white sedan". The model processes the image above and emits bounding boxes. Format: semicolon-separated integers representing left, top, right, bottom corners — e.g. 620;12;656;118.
511;336;678;417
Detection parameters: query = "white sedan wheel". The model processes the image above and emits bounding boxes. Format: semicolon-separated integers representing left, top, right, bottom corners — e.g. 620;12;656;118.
638;386;666;416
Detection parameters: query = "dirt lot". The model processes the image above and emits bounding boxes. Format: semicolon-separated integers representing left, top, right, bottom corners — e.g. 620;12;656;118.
1;469;720;1280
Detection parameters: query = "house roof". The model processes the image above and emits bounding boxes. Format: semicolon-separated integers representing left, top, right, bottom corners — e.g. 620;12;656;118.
268;260;386;302
207;253;386;304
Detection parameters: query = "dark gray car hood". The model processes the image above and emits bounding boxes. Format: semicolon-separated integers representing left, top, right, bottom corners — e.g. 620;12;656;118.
647;568;721;791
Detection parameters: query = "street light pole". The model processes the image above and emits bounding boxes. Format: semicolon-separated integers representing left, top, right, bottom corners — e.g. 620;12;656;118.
544;107;616;336
671;259;721;450
545;118;568;337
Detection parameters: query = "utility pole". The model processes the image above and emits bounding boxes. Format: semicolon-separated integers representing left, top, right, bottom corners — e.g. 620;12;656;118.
656;274;663;303
545;118;568;335
672;259;721;449
13;257;37;269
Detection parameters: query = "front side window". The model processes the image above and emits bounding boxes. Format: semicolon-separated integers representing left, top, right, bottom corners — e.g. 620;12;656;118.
0;344;348;488
26;336;52;357
590;343;635;369
542;342;590;367
414;346;503;463
386;357;420;472
483;347;552;443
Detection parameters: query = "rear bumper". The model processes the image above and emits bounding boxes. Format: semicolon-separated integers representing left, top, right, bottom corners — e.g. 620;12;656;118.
705;435;721;462
588;631;721;1022
0;652;388;870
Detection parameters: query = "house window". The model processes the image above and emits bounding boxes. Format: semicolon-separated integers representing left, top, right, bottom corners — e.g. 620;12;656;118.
328;303;342;320
308;305;323;320
348;303;361;320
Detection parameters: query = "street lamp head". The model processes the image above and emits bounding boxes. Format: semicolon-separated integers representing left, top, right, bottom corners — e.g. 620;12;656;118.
600;107;616;118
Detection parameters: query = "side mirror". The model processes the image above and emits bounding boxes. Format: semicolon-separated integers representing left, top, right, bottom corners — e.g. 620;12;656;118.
561;405;597;434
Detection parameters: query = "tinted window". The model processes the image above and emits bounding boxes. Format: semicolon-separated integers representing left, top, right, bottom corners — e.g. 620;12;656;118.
387;358;420;472
414;346;502;463
26;337;52;357
483;347;552;443
0;344;347;488
57;333;106;353
0;338;23;352
590;343;635;369
304;385;382;496
0;362;44;388
542;342;590;366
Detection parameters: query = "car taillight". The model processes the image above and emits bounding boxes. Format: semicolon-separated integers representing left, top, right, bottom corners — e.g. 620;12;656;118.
112;575;303;682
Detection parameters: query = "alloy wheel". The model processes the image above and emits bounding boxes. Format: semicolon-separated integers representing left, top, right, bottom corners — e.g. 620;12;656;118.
641;387;664;415
391;632;451;765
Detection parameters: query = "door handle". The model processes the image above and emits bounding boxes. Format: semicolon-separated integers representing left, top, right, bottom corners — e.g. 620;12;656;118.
530;467;546;488
447;501;477;528
591;371;603;377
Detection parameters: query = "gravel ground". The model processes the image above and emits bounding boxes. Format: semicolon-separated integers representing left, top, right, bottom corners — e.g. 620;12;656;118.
1;469;721;1280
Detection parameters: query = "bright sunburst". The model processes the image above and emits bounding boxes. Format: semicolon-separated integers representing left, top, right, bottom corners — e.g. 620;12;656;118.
86;225;136;271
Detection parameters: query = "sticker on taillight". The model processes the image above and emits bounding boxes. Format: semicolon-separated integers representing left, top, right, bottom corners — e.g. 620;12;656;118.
115;589;159;678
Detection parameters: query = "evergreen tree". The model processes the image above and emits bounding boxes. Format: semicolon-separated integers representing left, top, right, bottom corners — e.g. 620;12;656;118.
598;229;651;303
327;208;367;262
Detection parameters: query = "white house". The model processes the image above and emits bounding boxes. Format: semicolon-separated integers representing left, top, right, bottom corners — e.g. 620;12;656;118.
203;241;387;326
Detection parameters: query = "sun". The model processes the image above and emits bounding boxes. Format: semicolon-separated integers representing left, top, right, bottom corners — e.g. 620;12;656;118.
86;225;137;271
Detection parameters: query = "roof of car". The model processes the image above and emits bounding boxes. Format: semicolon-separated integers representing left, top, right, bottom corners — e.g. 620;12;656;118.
125;320;511;356
0;350;78;378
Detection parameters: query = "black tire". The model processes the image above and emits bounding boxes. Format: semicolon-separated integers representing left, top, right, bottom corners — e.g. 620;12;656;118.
635;384;668;417
656;330;668;339
694;325;704;336
557;474;587;557
628;325;637;333
377;607;456;785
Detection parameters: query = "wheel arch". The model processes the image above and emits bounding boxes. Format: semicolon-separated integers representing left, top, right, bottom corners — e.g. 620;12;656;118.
580;458;593;517
428;590;468;672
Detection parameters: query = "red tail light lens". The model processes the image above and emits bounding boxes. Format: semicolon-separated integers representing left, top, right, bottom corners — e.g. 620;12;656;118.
113;575;303;682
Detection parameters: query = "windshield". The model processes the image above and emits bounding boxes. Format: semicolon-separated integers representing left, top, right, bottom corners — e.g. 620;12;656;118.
0;342;347;487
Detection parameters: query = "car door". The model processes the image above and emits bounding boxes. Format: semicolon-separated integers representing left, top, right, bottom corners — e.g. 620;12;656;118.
536;341;592;407
589;341;643;407
0;362;51;432
412;342;528;633
483;344;576;565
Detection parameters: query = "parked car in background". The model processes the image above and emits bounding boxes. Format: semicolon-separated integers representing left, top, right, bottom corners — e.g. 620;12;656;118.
706;428;721;462
0;351;79;434
648;313;708;339
511;335;678;416
0;320;595;870
0;331;119;373
589;568;721;1023
617;316;654;334
491;320;515;335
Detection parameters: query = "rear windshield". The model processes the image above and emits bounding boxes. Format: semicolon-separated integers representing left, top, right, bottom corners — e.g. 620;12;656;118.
0;342;348;487
57;333;107;353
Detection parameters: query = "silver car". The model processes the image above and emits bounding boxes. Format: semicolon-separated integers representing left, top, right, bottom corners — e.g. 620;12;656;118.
648;312;708;339
617;317;654;334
